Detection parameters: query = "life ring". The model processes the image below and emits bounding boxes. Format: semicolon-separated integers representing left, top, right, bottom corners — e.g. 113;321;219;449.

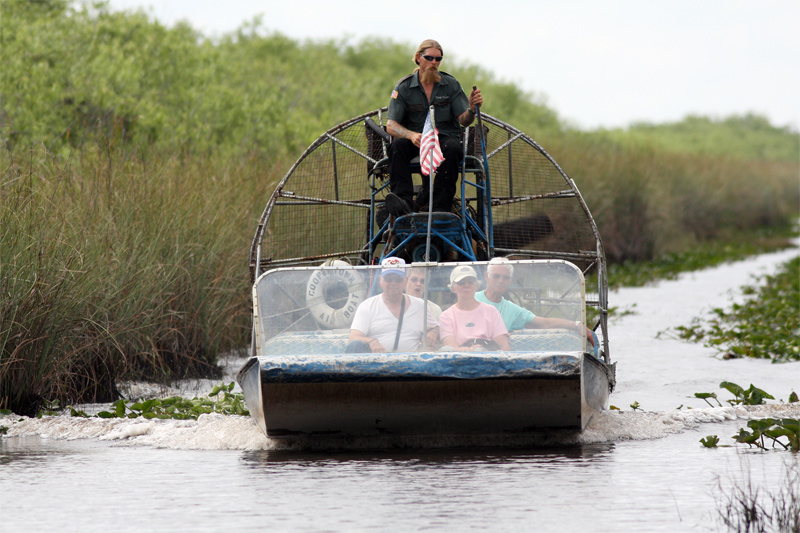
306;260;367;329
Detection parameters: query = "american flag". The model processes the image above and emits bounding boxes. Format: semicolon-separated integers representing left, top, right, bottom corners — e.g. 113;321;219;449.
419;109;444;176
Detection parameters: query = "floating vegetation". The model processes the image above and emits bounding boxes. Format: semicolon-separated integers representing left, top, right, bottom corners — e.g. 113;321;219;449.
695;381;777;408
675;256;800;362
700;435;722;448
697;382;799;453
733;418;799;452
37;382;249;420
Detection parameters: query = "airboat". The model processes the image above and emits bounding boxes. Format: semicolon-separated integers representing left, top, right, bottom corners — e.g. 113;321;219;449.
237;107;615;440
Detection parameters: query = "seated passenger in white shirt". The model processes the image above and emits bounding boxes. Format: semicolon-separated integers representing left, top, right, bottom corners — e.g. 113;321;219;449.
347;257;438;353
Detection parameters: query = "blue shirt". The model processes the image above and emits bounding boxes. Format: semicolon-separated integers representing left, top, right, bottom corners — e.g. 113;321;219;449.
475;291;536;331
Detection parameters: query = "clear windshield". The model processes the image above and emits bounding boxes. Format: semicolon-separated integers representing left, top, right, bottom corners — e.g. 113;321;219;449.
253;260;587;356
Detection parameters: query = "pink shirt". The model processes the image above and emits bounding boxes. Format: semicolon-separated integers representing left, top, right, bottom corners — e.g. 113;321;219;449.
439;302;508;347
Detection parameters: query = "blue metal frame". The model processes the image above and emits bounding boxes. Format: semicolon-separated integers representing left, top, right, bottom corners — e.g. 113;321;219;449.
366;128;491;264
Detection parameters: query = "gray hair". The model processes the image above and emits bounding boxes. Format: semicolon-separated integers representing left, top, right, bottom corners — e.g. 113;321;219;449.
487;256;514;276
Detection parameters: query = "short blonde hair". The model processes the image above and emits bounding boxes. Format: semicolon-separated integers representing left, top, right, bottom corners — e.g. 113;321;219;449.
414;39;444;65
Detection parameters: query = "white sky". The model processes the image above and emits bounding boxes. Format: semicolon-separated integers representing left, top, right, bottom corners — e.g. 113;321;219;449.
105;0;800;131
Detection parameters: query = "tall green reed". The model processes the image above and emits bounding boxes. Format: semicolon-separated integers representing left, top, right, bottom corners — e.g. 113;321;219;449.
552;135;799;262
0;143;278;415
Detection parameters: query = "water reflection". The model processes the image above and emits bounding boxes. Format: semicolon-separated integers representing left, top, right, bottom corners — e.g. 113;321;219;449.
240;443;615;468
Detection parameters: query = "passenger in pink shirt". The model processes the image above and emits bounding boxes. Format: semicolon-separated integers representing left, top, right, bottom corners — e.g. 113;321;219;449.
439;265;510;351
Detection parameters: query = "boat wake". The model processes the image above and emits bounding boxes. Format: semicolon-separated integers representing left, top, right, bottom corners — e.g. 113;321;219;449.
4;403;798;451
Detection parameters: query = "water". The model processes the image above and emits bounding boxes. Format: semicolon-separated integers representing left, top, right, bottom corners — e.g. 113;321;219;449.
2;246;799;531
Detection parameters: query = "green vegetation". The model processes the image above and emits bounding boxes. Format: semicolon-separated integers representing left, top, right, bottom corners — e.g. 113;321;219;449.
702;419;799;453
604;114;799;162
676;257;800;362
608;225;797;288
698;382;798;452
1;1;798;415
40;382;249;420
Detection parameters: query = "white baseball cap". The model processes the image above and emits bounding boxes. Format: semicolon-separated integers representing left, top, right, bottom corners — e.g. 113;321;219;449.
450;265;478;284
380;256;407;277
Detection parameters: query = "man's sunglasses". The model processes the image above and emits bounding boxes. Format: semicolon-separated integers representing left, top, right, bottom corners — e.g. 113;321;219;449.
409;277;426;283
491;274;512;281
421;54;443;62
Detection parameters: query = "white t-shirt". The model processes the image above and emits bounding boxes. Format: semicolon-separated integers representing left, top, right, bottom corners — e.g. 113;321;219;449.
350;294;438;352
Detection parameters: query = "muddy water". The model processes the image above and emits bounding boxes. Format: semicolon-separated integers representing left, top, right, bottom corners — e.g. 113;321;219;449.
2;245;798;531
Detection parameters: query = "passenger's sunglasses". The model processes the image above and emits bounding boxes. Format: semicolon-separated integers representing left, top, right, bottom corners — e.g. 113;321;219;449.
491;274;512;281
421;54;443;62
409;277;426;283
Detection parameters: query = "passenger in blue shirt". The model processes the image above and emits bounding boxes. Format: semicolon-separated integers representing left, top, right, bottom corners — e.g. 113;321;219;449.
476;257;596;351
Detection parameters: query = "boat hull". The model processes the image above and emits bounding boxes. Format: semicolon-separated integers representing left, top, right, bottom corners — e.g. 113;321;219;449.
238;352;614;438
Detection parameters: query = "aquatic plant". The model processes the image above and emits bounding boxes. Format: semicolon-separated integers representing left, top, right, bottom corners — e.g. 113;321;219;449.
700;435;721;448
676;257;800;362
695;392;723;407
715;457;800;532
720;382;776;406
35;382;249;420
94;382;249;420
695;382;777;408
732;418;799;453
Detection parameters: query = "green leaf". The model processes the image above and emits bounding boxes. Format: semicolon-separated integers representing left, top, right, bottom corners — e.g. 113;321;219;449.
720;381;744;398
700;435;719;448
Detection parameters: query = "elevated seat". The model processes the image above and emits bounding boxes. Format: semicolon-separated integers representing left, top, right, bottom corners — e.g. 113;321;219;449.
364;118;491;263
388;212;475;262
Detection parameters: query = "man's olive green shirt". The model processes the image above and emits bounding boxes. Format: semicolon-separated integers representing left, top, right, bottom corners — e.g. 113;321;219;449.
387;71;470;139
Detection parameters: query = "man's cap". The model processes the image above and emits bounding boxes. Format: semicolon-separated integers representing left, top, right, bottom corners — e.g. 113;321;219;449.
380;257;407;277
450;265;478;284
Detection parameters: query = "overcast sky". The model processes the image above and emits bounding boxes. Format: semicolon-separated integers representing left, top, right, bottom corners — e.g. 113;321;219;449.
105;0;799;131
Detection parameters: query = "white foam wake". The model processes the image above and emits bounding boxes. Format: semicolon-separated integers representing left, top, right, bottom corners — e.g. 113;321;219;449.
4;403;798;451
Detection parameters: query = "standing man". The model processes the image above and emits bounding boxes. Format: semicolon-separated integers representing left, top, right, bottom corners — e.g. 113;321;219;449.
385;39;483;216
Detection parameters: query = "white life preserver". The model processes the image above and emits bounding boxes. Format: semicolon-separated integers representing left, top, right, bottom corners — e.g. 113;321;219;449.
306;260;367;329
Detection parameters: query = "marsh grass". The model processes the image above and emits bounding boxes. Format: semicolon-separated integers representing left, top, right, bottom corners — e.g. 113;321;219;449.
554;137;799;264
716;456;800;533
607;225;797;288
0;145;279;415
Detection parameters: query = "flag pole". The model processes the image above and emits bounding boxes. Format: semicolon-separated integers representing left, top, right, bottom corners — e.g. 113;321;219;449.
424;105;435;262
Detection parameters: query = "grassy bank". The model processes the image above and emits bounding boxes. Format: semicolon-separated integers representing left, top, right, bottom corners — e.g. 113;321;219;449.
1;1;798;415
0;146;269;414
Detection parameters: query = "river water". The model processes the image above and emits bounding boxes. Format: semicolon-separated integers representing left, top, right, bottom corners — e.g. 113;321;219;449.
3;246;799;532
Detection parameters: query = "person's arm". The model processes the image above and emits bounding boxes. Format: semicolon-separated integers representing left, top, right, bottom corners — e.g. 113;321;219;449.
425;327;439;349
492;334;510;351
457;88;483;127
387;119;422;147
348;329;386;353
525;316;595;346
439;334;458;349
